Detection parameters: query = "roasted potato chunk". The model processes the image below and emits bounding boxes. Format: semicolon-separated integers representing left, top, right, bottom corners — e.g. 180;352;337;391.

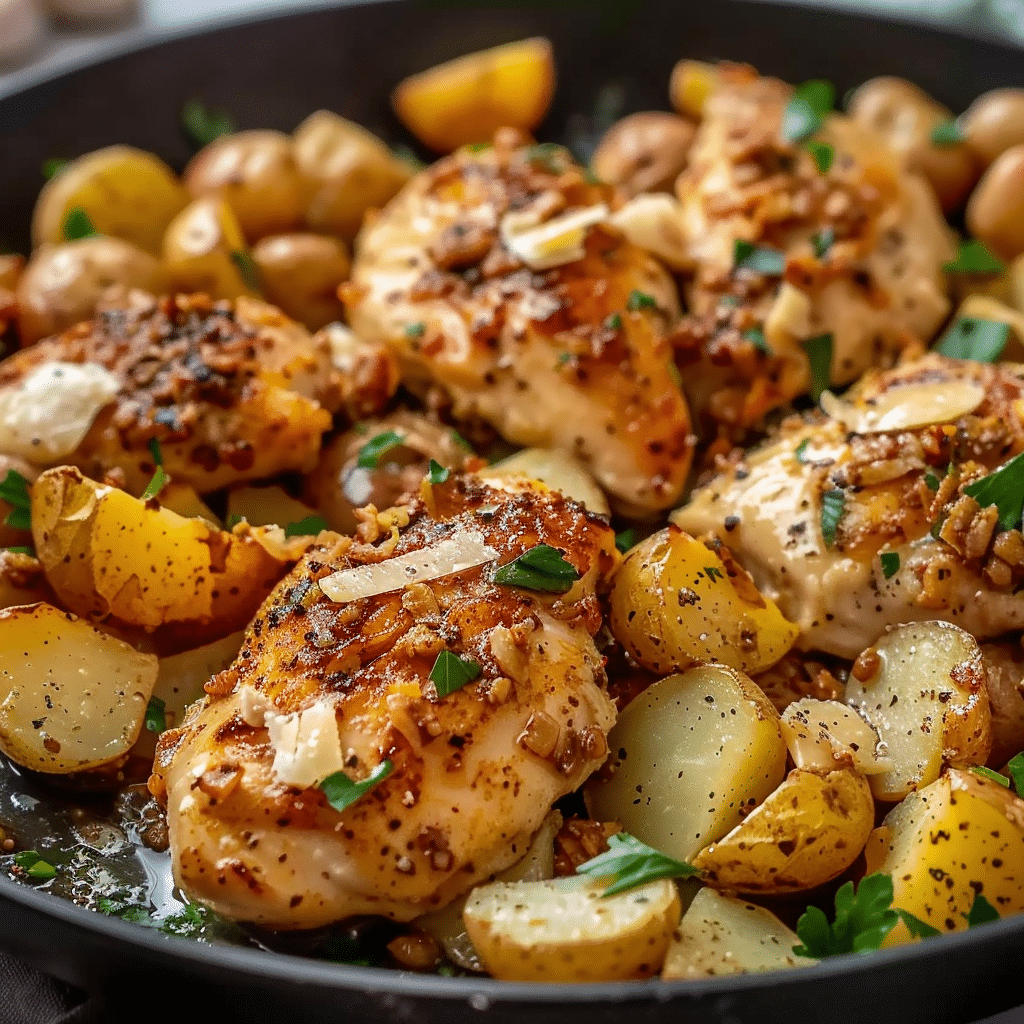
846;622;993;801
592;112;695;198
586;665;788;861
0;602;158;773
609;526;799;676
391;37;555;153
32;145;189;255
693;768;876;895
479;448;609;517
463;875;680;982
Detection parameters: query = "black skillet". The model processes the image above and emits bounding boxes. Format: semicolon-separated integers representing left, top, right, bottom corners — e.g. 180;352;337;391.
1;1;1023;1021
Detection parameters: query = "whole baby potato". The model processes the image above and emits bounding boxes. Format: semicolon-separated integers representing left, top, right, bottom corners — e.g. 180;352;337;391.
184;130;309;243
847;76;979;212
966;144;1024;262
251;232;350;331
16;236;164;344
293;111;413;240
32;145;189;255
961;88;1024;166
592;112;695;197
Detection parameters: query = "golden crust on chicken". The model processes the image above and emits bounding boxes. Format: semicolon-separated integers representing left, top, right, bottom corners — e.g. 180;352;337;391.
672;67;954;431
346;130;694;516
151;476;619;927
0;293;342;495
674;354;1024;657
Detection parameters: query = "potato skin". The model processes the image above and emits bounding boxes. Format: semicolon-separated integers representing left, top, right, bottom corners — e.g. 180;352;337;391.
609;525;798;676
251;232;350;331
961;88;1024;166
693;768;875;895
966;144;1024;262
32;145;189;255
184;130;309;243
16;237;164;344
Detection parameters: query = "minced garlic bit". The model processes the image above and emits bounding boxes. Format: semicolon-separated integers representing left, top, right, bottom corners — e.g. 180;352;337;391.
820;379;985;435
500;204;609;271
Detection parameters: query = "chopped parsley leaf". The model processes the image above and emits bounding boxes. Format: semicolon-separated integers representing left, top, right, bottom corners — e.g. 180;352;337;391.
820;488;845;548
931;119;964;147
743;326;772;354
965;893;1000;927
971;765;1010;787
141;439;167;502
319;760;394;814
626;290;657;312
781;79;835;143
0;469;31;531
576;832;699;898
405;321;426;339
450;430;474;453
181;99;235;150
1007;751;1024;793
962;451;1024;531
427;459;450;485
63;208;98;241
42;158;68;180
704;565;725;581
614;528;636;554
934;317;1009;362
3;546;34;556
230;250;262;294
879;551;900;579
943;239;1005;275
493;544;580;594
13;851;57;880
807;140;834;173
794;438;811;464
145;696;166;734
733;239;786;276
803;332;834;401
357;430;405;469
812;226;835;260
284;515;329;537
429;649;482;699
604;312;622;331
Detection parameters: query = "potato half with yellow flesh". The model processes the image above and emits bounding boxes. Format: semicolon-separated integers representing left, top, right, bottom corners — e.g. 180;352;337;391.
609;526;799;677
693;768;876;895
0;602;158;773
32;145;189;255
866;768;1024;943
463;875;680;982
586;665;788;861
846;621;993;801
31;467;308;633
391;38;555;153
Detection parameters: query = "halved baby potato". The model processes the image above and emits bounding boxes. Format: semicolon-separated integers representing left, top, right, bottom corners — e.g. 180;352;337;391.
0;602;158;773
391;37;555;153
586;665;788;861
32;145;189;255
845;622;993;801
865;768;1024;943
609;526;799;676
30;466;308;634
662;886;813;979
693;768;876;895
463;874;680;982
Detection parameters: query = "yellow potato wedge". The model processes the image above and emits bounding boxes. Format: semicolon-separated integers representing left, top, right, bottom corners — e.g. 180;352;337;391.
32;145;189;255
0;602;158;773
693;768;875;895
161;196;261;300
463;875;680;982
609;526;799;676
586;665;788;861
30;466;307;634
865;768;1024;943
226;484;321;531
479;447;610;517
391;37;555;153
662;886;813;979
846;621;993;801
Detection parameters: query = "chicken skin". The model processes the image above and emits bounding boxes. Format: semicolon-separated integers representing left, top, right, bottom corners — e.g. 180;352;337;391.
0;293;344;495
672;67;954;431
151;476;618;927
346;130;693;517
674;354;1024;658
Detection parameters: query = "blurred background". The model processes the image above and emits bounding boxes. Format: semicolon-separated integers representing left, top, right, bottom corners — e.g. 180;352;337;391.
3;0;1024;84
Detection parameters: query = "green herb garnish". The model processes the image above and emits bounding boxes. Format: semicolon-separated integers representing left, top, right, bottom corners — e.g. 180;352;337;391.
820;488;845;548
667;360;683;389
451;430;474;453
357;430;405;469
141;438;167;502
427;460;450;485
63;208;98;241
0;469;31;531
879;551;900;579
284;515;329;537
971;765;1010;787
405;321;426;339
3;546;34;556
807;140;834;173
145;696;166;734
42;158;68;180
924;472;941;491
614;528;636;554
13;851;57;880
429;649;482;699
965;893;1000;927
181;99;235;150
794;438;810;464
393;144;426;170
812;226;835;260
523;142;568;174
604;312;623;331
931;119;964;146
943;239;1006;275
319;759;394;814
493;544;580;594
733;239;786;276
230;250;262;294
934;317;1009;363
576;832;700;898
743;326;772;354
962;451;1024;531
1007;751;1024;793
159;901;209;937
626;290;657;312
225;513;245;529
803;332;834;401
781;80;835;143
704;565;725;581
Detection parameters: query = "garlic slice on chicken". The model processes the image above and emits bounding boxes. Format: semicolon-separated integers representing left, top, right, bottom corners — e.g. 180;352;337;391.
820;379;985;434
500;204;609;271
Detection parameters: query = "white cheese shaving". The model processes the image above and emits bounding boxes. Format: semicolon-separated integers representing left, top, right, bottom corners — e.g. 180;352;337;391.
820;379;985;435
319;529;498;603
0;361;120;463
500;204;609;271
267;701;345;789
237;683;270;727
608;193;689;270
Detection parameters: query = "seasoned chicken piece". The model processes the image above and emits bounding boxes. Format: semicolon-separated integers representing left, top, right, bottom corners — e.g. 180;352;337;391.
346;130;693;516
151;476;618;928
0;293;345;495
674;354;1024;658
672;67;954;431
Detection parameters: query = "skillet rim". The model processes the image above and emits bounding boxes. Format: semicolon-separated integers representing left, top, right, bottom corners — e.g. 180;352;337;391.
1;0;1023;1008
